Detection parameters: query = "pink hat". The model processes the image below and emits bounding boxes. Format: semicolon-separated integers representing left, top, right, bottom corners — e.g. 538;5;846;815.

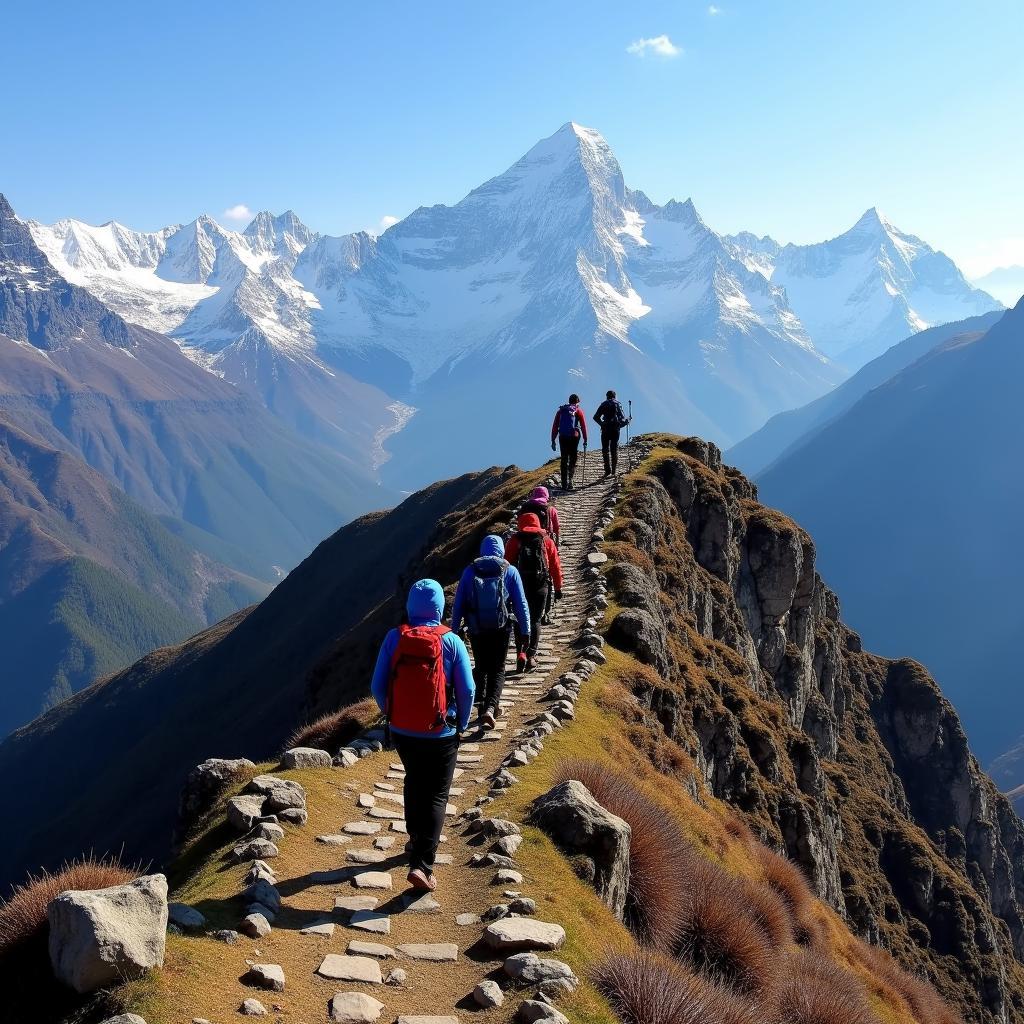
530;485;549;504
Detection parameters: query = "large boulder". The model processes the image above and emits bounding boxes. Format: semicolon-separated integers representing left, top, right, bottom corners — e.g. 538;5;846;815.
176;757;256;840
281;747;332;769
48;874;168;994
530;780;630;920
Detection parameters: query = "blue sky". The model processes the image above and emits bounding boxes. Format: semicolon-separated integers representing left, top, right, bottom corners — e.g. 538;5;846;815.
5;0;1022;275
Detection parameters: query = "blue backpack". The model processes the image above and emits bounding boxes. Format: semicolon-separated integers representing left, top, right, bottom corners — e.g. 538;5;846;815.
557;404;578;437
468;556;510;631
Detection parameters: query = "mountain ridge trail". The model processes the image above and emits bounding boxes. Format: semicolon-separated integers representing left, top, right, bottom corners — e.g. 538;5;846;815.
167;448;624;1023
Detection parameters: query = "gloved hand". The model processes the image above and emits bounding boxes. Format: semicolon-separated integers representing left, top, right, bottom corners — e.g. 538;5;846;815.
555;590;563;601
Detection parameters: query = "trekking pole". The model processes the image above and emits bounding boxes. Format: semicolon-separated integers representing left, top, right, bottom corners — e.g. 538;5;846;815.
627;400;632;472
581;442;588;486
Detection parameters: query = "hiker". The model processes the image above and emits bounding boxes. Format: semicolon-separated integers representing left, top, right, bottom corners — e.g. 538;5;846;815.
594;389;630;477
522;485;561;547
505;512;563;672
450;535;531;730
520;485;561;624
370;579;474;892
550;393;588;490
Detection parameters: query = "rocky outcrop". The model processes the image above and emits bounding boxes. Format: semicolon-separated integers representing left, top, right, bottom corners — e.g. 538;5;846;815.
602;436;1024;1023
48;874;168;994
530;780;631;920
176;758;256;843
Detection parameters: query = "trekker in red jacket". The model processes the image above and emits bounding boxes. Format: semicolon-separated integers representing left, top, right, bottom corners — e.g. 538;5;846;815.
550;394;588;490
505;512;563;672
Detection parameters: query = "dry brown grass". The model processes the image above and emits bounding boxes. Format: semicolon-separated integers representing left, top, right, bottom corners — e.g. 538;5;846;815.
554;757;689;949
754;847;826;948
853;940;964;1024
0;856;138;957
771;948;878;1024
282;696;378;753
677;856;777;996
595;950;764;1024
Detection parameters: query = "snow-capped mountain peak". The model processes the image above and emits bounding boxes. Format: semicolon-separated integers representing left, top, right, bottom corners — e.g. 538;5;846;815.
243;210;315;256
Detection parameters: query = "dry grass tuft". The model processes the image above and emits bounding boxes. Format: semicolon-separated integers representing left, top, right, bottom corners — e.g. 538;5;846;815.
0;856;138;957
853;940;964;1024
677;856;778;996
283;697;378;753
554;757;689;949
736;875;794;947
771;948;878;1024
754;847;825;948
595;949;764;1024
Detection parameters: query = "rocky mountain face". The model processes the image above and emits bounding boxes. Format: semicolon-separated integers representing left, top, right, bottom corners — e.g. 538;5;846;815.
727;208;1002;369
603;436;1024;1021
754;300;1024;775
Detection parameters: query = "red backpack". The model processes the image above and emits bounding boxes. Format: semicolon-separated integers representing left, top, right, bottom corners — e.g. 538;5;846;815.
386;624;451;733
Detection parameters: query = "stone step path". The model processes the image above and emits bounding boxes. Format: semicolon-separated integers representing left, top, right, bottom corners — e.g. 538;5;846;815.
222;450;624;1023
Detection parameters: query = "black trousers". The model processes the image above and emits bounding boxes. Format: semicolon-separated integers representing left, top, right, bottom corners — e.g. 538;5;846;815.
393;733;459;874
469;627;510;713
601;428;621;474
516;585;548;658
558;434;580;489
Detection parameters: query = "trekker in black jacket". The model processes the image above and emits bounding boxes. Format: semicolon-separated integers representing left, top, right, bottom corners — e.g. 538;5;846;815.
593;390;630;477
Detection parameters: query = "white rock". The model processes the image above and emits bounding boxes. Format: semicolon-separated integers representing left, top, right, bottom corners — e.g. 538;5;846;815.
99;1016;147;1024
48;874;168;994
241;913;271;938
483;918;566;952
239;998;267;1016
395;942;458;961
300;921;336;937
349;910;391;934
473;979;505;1007
353;871;392;890
317;954;383;984
348;939;396;958
242;962;285;992
281;747;332;769
328;992;386;1023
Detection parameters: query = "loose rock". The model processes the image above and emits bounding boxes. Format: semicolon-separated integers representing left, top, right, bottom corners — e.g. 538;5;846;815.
239;998;267;1016
473;979;505;1008
483;918;566;952
241;913;272;938
242;963;285;992
328;992;386;1024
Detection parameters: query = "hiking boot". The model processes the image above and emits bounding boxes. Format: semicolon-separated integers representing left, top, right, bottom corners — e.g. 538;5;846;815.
516;653;527;673
482;708;496;730
541;613;551;626
407;868;436;892
525;654;536;672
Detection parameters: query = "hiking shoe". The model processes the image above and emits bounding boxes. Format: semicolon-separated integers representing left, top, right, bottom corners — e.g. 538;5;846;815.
482;709;496;730
525;655;536;672
407;868;436;892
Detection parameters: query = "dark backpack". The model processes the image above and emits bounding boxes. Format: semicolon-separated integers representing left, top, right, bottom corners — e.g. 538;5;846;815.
385;624;451;733
468;556;510;632
613;401;629;428
522;499;550;531
515;532;549;593
557;404;579;437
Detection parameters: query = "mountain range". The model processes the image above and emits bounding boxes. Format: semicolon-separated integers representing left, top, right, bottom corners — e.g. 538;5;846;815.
752;298;1024;774
28;123;1000;491
972;264;1024;307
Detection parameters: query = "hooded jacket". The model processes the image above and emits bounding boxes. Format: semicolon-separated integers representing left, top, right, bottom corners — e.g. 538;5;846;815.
523;487;561;542
450;535;531;637
504;512;563;593
370;578;475;738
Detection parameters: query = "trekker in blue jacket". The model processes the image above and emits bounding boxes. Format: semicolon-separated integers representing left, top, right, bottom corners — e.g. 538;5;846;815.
451;535;531;731
371;578;474;891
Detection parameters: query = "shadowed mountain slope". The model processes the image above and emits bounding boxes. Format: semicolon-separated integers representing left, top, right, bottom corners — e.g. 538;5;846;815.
756;299;1024;770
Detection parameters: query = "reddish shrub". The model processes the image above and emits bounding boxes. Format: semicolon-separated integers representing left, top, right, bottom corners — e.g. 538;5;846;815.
771;949;878;1024
595;950;765;1024
755;847;824;948
554;758;689;949
676;856;777;996
853;940;964;1024
284;697;378;753
737;875;794;947
0;857;138;957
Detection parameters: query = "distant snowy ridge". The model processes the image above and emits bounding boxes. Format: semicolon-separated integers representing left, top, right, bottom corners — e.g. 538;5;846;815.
725;208;1001;367
25;123;999;484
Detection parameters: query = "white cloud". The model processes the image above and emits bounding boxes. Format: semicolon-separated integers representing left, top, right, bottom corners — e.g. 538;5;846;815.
222;203;254;223
708;4;722;14
379;215;400;231
626;35;681;59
